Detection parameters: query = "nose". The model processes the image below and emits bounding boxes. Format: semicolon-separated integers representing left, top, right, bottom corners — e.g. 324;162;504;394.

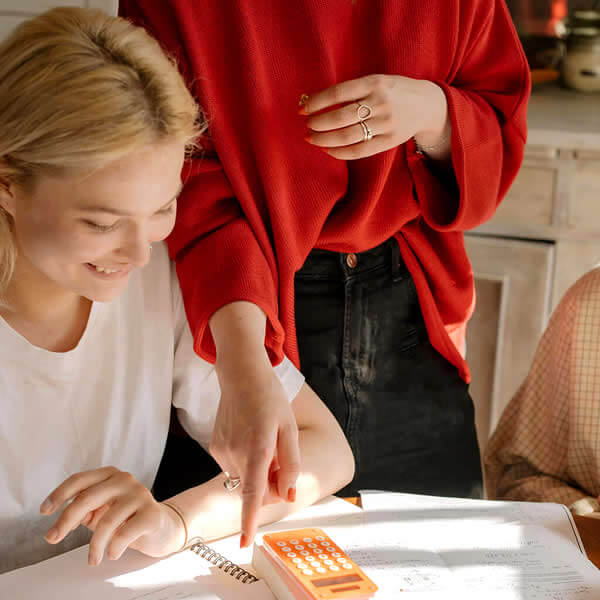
117;230;151;268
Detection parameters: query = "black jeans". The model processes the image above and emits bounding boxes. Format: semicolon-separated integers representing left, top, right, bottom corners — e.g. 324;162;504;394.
294;239;482;498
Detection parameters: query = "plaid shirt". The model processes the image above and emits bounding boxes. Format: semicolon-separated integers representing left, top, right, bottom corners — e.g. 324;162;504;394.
485;268;600;513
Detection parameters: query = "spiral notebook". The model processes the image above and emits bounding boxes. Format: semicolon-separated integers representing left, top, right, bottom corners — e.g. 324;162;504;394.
0;497;362;600
188;537;259;584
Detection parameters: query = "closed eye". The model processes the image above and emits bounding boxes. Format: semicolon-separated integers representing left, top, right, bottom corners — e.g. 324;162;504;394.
84;220;118;233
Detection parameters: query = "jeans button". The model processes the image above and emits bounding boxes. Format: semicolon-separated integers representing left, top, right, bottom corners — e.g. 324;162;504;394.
346;253;357;268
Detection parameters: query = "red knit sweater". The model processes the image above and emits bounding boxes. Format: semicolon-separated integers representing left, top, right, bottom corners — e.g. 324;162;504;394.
120;0;530;382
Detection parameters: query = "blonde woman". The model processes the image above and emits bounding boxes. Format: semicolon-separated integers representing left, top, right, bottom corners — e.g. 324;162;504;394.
0;7;354;574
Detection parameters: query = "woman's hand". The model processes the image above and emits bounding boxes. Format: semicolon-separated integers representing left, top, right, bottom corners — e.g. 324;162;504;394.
209;301;301;548
40;467;184;565
211;365;299;547
300;74;450;160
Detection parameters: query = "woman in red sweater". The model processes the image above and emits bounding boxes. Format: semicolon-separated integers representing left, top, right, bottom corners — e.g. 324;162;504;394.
120;0;530;546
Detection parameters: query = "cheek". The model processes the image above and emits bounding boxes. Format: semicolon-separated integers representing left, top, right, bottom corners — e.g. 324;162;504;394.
16;218;103;264
152;214;177;241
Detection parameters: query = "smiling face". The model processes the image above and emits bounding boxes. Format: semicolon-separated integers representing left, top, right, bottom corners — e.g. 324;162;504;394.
2;139;185;303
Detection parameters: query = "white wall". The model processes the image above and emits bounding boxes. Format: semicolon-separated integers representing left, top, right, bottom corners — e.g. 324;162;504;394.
0;0;117;42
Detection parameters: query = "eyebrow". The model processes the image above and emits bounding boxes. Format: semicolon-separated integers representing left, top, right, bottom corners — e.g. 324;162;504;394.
80;182;183;216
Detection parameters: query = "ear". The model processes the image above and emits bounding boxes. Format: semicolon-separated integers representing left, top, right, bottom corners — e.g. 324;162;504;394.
0;176;16;218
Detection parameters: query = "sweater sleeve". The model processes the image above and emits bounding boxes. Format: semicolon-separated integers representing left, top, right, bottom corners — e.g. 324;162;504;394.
119;1;284;364
483;289;590;507
406;0;530;231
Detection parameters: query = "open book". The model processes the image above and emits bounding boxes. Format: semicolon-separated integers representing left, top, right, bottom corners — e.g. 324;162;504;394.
2;493;599;600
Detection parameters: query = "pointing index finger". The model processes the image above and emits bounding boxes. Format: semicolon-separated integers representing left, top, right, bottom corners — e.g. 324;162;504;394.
239;438;276;547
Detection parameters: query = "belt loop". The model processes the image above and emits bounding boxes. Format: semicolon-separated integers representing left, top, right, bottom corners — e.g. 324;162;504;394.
391;238;402;283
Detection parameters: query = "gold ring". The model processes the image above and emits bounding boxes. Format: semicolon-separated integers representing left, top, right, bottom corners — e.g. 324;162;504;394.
356;103;373;121
360;120;373;142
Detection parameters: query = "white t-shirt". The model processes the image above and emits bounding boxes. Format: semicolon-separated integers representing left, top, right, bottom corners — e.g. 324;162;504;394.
0;244;304;574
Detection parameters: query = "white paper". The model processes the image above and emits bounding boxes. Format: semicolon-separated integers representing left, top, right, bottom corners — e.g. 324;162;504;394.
347;491;600;599
359;490;585;550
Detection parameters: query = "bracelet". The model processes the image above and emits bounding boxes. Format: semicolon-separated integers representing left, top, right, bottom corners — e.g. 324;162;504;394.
162;500;189;551
414;131;450;154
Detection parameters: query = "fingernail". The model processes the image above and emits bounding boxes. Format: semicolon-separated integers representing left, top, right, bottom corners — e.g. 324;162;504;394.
40;498;53;514
88;552;100;566
240;534;248;548
287;487;297;503
45;527;58;543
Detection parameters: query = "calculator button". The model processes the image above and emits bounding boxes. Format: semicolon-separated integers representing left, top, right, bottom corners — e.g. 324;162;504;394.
302;569;314;576
343;563;353;569
303;537;312;543
300;550;309;556
329;565;340;572
320;541;329;546
319;554;328;560
297;563;308;570
305;555;314;562
290;539;299;545
325;547;335;553
315;536;325;541
324;559;333;565
337;558;347;564
287;552;296;558
316;567;327;574
331;552;341;558
282;547;291;552
310;562;321;568
307;543;317;548
277;542;286;547
295;545;305;550
292;558;302;564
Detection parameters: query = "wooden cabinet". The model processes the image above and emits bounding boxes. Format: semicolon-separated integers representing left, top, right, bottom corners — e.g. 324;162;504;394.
0;1;117;42
467;85;600;450
465;237;554;447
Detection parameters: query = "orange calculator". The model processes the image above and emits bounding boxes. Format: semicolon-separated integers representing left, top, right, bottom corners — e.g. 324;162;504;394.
253;528;377;600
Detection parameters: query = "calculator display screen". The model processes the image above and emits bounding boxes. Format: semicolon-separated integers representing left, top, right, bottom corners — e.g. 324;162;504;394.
312;574;362;587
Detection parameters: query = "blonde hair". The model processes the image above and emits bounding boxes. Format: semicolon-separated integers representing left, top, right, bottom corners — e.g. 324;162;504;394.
0;7;201;294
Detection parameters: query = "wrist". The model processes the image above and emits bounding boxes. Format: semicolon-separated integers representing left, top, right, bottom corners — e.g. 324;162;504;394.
216;351;274;392
161;501;188;552
414;80;450;149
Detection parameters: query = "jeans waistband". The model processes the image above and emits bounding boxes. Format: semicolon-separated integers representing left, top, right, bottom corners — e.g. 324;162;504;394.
296;238;407;281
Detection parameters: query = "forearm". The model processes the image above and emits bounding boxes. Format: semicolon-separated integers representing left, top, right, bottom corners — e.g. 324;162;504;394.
167;425;353;543
209;301;272;381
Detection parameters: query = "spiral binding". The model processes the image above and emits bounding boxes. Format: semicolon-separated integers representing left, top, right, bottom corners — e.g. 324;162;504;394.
188;538;259;584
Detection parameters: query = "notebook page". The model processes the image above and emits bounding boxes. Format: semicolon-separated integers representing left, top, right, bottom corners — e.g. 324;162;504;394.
0;540;275;600
360;490;584;550
339;491;600;598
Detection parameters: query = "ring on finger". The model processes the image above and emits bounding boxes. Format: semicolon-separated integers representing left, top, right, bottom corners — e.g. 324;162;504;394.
356;102;373;122
360;120;373;142
223;471;241;492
